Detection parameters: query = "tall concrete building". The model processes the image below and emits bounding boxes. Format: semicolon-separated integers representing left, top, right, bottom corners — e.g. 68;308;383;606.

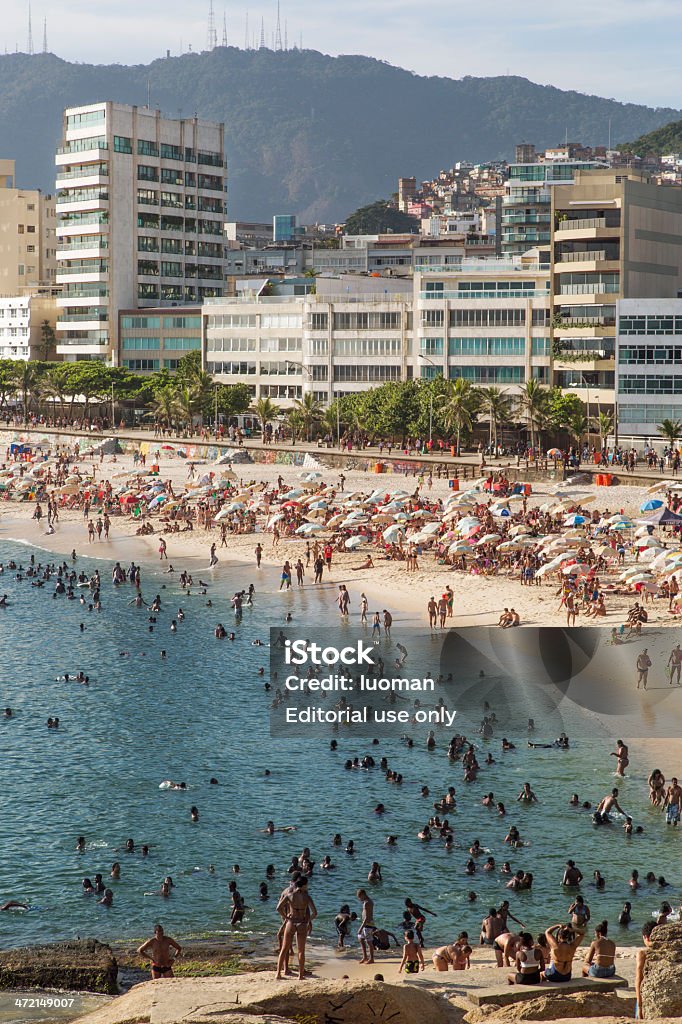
0;291;59;361
0;158;57;294
54;103;226;364
551;168;682;411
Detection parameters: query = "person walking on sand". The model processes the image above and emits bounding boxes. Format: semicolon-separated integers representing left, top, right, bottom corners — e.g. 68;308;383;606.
667;644;682;685
159;538;168;561
137;924;182;979
636;649;651;690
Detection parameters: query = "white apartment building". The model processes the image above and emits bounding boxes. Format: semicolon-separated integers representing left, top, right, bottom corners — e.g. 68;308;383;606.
414;258;552;394
202;261;552;405
54;102;226;364
0;291;59;361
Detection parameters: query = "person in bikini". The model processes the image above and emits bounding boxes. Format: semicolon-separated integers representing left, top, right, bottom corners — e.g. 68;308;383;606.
582;920;616;978
544;923;582;982
508;931;545;986
137;924;182;979
276;877;317;980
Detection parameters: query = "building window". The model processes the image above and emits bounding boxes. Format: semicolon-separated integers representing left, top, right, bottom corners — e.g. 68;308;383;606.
138;260;160;276
137;139;159;157
114;136;133;154
123;358;159;370
163;316;201;328
137;188;159;206
138;165;159;182
122;337;161;351
121;315;160;329
160;143;183;161
333;365;402;382
308;312;328;330
419;337;443;356
67;110;106;129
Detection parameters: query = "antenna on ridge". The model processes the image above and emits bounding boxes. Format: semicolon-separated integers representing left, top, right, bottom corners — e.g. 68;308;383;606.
207;0;218;50
27;1;34;54
275;0;282;50
222;10;228;46
259;16;265;48
284;19;287;50
42;16;47;53
244;12;249;49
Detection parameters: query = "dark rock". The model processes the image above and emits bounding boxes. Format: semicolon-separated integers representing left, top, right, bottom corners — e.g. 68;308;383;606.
0;939;118;994
641;921;682;1020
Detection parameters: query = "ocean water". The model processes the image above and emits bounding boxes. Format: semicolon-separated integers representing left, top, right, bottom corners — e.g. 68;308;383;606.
0;537;679;955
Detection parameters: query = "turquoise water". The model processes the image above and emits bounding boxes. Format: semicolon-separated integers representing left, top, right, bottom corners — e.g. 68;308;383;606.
0;537;679;953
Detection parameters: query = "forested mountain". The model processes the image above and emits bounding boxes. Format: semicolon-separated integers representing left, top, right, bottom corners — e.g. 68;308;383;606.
1;48;679;221
621;119;682;156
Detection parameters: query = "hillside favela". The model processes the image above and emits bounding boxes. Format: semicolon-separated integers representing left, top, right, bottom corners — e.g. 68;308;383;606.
1;3;682;1024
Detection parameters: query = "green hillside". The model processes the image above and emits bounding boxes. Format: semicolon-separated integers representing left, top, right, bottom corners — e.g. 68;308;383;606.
621;119;682;155
1;48;680;221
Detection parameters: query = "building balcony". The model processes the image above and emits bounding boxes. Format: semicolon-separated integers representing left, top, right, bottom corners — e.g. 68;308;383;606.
553;317;615;334
55;146;109;166
555;218;621;240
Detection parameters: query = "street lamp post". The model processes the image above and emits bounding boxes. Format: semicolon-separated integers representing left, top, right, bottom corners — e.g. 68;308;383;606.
111;383;115;429
214;384;219;436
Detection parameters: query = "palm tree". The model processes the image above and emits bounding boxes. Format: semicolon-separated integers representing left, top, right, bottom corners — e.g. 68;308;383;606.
658;419;682;446
566;412;590;445
172;386;197;431
320;406;340;441
250;397;281;435
520;379;549;453
439;379;479;456
148;386;176;428
596;411;614;449
293;392;323;441
40;365;70;420
478;386;514;452
286;408;304;444
16;361;42;425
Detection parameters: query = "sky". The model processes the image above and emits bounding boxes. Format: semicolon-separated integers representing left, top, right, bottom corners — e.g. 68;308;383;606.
4;0;682;109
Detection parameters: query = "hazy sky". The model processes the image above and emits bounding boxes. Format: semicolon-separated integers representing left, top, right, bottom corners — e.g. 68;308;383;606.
5;0;682;108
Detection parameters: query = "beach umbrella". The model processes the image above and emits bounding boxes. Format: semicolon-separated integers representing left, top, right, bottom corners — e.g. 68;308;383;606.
306;508;327;520
506;494;526;503
640;499;664;512
301;471;322;481
448;541;472;554
308;499;328;510
562;562;591;575
535;563;557;578
547;448;562;457
267;513;285;528
628;573;656;585
477;533;502;545
421;522;441;535
637;536;663;548
564;514;587;526
509;524;531;536
382;524;404;542
327;514;346;528
344;536;364;550
492;507;512;517
148;494;167;509
389;489;411;499
634;525;654;538
498;539;523;551
296;522;324;534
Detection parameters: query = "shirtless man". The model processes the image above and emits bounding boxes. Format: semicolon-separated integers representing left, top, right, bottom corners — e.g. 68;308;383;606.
562;860;583;886
357;888;377;964
664;777;682;826
596;788;626;820
636;649;652;690
427;597;438;629
276;877;317;980
582;920;616;978
610;740;629;777
480;907;506;966
137;924;182;979
544;924;582;982
667;644;682;685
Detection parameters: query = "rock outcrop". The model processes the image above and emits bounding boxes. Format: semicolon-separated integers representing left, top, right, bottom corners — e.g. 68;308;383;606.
464;991;635;1021
74;975;461;1024
0;939;118;995
640;921;682;1020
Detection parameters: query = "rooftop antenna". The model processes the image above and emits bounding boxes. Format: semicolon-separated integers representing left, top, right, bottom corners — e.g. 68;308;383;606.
27;1;34;54
284;19;288;49
147;78;151;108
207;0;217;50
42;15;47;53
608;117;612;150
222;10;228;46
244;11;249;48
259;16;265;48
275;0;282;50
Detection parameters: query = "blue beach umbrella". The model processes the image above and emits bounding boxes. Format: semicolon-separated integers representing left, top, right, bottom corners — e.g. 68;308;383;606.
640;499;664;512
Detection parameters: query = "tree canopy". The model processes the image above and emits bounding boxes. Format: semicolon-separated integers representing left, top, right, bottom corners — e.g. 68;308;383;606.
343;200;419;235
